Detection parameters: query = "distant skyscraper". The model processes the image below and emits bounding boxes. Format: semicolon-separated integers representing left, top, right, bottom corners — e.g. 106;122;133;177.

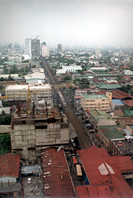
95;48;102;59
57;43;62;54
41;42;49;58
31;38;40;59
25;38;32;59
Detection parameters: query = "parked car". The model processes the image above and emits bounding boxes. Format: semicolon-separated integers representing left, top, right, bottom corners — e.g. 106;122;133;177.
27;178;32;184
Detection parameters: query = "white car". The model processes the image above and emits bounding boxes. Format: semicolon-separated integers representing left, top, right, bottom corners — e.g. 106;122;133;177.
27;178;32;184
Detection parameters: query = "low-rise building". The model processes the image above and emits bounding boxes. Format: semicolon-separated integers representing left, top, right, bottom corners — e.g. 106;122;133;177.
56;65;82;75
81;92;112;111
76;146;133;198
111;89;133;100
25;72;45;84
110;138;133;158
0;153;21;197
112;99;125;110
88;110;116;129
98;125;127;148
116;117;133;127
42;147;76;197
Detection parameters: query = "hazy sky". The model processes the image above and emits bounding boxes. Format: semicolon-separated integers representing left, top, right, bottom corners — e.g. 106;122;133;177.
0;0;133;47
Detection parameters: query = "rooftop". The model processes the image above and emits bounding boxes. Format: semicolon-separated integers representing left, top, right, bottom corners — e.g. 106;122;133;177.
117;117;133;125
0;153;20;178
95;73;119;77
90;110;112;120
97;84;121;90
123;100;133;107
111;138;133;158
76;146;133;198
42;147;75;198
111;89;133;100
112;99;125;105
99;125;126;140
82;94;108;100
6;84;51;91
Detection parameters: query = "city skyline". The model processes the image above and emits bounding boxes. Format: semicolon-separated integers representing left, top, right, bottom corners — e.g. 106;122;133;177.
0;0;133;47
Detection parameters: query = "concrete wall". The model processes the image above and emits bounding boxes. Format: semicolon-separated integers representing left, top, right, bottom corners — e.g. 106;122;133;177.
0;177;16;186
11;121;70;160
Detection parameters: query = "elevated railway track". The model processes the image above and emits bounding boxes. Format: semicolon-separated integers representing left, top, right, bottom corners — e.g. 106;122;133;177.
42;58;93;149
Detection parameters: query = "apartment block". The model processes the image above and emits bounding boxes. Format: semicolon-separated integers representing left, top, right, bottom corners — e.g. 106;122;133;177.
81;92;112;111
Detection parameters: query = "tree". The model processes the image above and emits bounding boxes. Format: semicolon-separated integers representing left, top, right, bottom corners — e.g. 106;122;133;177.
63;75;72;81
0;111;11;125
0;134;10;154
4;66;9;74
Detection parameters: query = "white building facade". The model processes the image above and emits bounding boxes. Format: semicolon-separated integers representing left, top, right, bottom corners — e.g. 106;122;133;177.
56;65;82;75
25;38;32;59
5;84;52;105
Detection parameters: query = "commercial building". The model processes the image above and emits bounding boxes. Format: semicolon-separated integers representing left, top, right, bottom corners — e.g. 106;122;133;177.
42;147;76;197
76;146;133;198
41;42;49;58
5;84;52;105
25;71;45;85
81;92;112;111
57;43;63;54
31;38;40;59
88;110;116;129
56;65;82;75
98;125;128;148
0;153;21;197
25;38;32;59
110;138;133;158
11;106;70;161
112;99;125;110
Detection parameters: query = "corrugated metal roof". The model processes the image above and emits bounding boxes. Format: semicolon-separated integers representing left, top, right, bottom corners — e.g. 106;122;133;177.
42;147;75;198
99;125;126;140
112;99;124;105
112;89;133;99
77;146;133;198
123;100;133;107
90;110;112;120
0;153;20;178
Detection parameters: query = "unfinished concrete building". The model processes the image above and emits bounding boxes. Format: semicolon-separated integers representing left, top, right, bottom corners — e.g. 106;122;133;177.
5;84;53;107
11;104;70;161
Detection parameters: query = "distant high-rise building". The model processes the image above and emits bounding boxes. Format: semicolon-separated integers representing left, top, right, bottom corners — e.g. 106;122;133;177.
25;38;32;59
41;42;49;58
57;43;62;54
95;48;102;59
31;38;40;59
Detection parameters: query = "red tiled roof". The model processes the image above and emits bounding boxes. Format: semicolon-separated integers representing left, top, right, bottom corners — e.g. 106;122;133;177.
0;153;20;178
114;110;124;116
111;89;133;99
122;76;131;79
121;66;129;69
123;100;133;107
117;117;133;125
74;95;82;99
77;146;133;198
76;185;121;198
42;147;75;198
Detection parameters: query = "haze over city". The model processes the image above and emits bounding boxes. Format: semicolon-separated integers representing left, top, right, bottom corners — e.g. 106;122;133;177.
0;0;133;47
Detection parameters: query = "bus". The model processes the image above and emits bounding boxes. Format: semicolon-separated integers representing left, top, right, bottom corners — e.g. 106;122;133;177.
76;164;83;180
